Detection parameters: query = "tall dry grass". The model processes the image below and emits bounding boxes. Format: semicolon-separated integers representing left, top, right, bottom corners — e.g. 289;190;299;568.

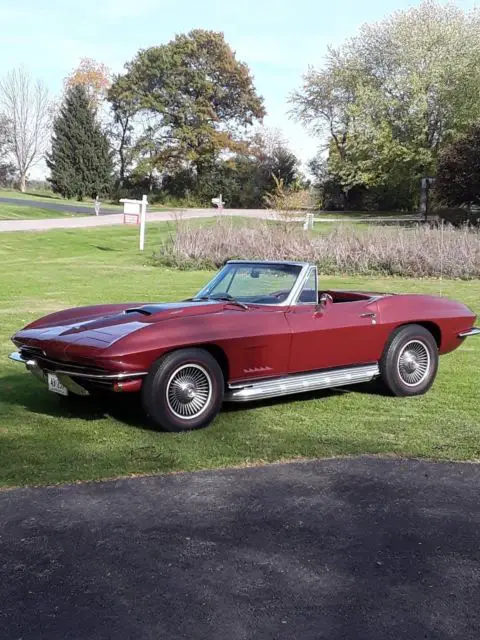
154;219;480;279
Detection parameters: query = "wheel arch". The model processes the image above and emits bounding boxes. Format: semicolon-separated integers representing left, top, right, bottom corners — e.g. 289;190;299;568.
392;321;442;348
152;343;230;385
198;343;230;384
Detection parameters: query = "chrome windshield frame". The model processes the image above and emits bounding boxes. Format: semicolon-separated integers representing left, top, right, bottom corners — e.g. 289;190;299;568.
194;260;314;307
291;265;318;306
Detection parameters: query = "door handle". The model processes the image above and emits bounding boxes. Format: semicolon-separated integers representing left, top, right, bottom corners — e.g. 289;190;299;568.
360;312;377;319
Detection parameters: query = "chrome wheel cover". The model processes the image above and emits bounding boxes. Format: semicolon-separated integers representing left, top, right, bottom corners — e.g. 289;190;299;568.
166;364;212;420
397;340;431;387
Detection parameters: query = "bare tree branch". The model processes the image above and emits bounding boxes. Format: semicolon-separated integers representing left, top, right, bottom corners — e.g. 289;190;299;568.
0;68;51;191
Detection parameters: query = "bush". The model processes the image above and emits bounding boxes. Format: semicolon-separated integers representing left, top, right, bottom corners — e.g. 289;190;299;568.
154;219;480;279
436;125;480;208
435;208;480;228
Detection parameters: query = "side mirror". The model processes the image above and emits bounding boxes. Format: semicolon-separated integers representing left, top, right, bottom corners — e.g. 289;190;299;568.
316;293;333;313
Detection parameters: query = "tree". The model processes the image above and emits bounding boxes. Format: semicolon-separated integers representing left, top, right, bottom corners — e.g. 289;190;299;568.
65;58;111;109
0;114;17;186
251;128;300;190
0;68;51;192
435;126;480;207
291;1;480;209
47;85;113;200
108;79;134;187
108;30;265;177
266;147;299;188
291;56;358;166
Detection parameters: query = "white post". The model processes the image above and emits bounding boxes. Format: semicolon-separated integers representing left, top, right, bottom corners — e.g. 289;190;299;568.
139;194;148;251
303;213;314;231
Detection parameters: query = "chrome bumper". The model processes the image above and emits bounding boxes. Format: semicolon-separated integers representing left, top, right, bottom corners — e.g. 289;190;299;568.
9;351;27;364
9;351;48;384
8;351;147;380
458;327;480;338
8;351;147;396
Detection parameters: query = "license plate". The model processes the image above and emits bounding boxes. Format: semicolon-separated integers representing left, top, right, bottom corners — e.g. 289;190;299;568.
47;373;68;396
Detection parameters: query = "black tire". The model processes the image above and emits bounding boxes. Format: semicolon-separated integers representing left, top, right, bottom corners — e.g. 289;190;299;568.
379;324;439;397
141;348;224;432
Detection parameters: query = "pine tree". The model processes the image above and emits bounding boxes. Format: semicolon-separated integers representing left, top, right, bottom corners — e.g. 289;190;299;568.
47;85;112;200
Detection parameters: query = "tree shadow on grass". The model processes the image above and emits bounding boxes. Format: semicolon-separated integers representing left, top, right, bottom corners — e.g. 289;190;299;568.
23;191;59;200
91;245;119;252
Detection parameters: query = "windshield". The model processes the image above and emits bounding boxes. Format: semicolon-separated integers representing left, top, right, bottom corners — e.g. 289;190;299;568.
194;263;302;305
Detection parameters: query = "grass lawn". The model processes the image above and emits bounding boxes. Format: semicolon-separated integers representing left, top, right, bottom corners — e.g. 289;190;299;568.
0;203;77;220
0;188;65;201
0;188;186;212
0;221;478;488
0;188;123;210
317;210;415;218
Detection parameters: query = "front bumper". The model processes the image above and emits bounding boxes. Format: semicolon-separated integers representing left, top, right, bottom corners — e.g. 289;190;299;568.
8;351;148;396
458;327;480;338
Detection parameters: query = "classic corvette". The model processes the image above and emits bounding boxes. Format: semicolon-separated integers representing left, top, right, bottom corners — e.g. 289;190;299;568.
9;260;479;431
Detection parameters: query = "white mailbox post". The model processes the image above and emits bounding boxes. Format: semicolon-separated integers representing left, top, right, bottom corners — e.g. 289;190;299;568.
120;195;148;251
211;193;224;210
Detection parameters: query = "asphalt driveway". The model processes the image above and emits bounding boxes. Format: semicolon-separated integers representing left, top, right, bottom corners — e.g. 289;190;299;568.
1;456;479;640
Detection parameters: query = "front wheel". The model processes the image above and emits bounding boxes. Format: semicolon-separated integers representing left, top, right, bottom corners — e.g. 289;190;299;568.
379;324;439;396
141;348;224;431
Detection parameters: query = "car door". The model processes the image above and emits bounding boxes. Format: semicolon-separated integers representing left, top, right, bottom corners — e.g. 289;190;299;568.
286;269;385;374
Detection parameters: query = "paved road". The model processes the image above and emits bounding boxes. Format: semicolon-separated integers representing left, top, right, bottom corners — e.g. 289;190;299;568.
1;456;479;640
0;195;420;232
0;207;283;233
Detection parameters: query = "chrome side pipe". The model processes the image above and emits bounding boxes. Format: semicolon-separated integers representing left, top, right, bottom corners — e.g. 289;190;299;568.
225;364;380;403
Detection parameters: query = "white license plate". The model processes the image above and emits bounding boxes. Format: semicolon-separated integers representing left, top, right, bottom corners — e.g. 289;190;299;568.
47;373;68;396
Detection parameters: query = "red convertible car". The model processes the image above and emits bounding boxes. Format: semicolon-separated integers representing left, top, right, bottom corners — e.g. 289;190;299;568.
9;260;479;431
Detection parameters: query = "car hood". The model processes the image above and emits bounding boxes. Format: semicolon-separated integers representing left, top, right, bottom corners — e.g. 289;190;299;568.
13;300;225;355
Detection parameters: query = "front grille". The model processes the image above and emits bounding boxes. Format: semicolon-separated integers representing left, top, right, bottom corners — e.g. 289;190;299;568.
20;347;109;376
20;346;46;358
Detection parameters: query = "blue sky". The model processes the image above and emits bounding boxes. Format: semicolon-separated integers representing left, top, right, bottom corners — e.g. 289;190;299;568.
0;0;476;175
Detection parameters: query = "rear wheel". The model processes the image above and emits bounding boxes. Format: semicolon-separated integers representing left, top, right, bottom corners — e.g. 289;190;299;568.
379;324;439;396
141;348;224;431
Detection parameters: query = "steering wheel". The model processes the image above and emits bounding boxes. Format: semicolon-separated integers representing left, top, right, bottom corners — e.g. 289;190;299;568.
269;289;289;302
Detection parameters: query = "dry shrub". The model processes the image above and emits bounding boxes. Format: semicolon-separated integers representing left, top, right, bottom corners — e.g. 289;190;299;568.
154;219;480;279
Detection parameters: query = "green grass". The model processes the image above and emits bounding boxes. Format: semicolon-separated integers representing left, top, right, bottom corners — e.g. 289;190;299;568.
317;210;415;218
0;188;123;209
0;190;200;215
0;221;479;488
0;187;63;200
0;203;78;220
0;188;208;212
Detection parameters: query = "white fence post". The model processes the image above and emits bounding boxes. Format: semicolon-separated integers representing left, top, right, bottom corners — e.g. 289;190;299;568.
303;212;314;231
140;194;148;251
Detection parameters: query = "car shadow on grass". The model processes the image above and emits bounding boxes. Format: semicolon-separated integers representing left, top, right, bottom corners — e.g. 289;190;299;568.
1;373;389;431
1;373;149;426
222;379;391;414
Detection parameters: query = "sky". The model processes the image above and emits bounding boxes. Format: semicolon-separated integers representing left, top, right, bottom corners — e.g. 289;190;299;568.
0;0;477;178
